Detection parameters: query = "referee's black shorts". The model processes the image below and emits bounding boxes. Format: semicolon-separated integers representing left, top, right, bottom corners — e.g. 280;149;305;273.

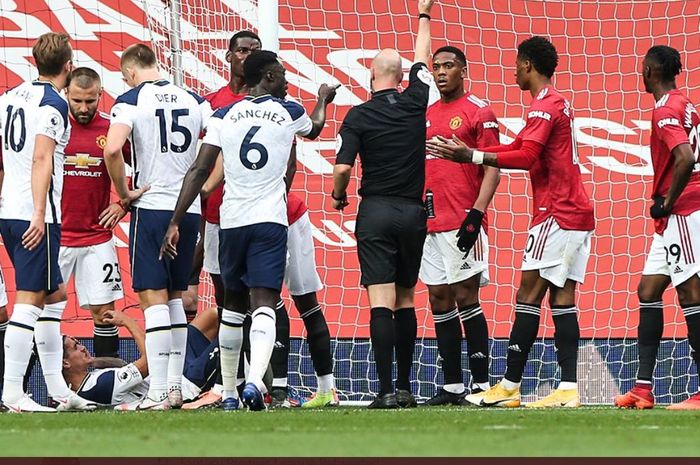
355;196;427;288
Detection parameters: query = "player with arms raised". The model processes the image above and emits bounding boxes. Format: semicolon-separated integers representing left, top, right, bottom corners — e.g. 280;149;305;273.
162;50;336;410
104;44;212;410
0;33;93;412
421;45;499;405
52;67;129;359
428;36;595;408
615;46;700;410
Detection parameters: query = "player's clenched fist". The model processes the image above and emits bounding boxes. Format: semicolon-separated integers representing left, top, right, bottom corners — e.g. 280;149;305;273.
418;0;435;15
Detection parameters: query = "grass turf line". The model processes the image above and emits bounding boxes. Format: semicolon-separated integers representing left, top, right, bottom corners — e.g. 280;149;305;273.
0;407;699;457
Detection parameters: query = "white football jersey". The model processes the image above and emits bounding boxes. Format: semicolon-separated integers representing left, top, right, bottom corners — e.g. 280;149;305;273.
76;363;148;405
110;80;213;214
202;95;313;229
0;81;70;223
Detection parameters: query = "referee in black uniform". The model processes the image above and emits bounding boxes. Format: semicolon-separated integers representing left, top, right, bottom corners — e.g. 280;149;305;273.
331;0;435;409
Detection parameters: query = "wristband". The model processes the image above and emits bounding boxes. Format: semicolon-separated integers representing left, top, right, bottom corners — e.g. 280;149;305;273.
472;150;485;165
116;200;128;212
331;190;347;201
419;13;431;20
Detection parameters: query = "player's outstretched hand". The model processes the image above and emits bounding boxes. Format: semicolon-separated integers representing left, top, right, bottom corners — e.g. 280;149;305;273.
22;212;45;251
102;310;127;327
121;185;150;210
456;209;484;257
160;223;180;260
426;135;474;163
418;0;435;15
98;202;128;230
319;84;340;104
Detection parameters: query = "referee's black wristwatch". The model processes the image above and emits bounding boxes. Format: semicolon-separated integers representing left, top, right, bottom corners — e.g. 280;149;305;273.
331;190;347;201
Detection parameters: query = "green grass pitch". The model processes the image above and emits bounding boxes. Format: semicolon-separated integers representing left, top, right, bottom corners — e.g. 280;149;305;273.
1;407;699;457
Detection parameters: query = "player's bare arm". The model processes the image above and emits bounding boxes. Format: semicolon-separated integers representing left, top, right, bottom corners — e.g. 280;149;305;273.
331;164;351;211
161;142;220;260
102;310;148;377
305;84;339;140
285;144;297;193
201;153;224;198
104;123;149;209
414;0;434;65
22;134;55;251
652;143;696;218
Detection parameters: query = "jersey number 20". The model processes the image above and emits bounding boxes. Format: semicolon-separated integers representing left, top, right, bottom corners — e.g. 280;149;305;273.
155;108;192;153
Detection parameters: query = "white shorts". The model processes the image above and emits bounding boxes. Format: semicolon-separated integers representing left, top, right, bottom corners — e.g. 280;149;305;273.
203;221;220;275
59;239;123;309
284;212;323;296
0;266;8;307
642;212;700;287
419;229;490;287
521;217;592;288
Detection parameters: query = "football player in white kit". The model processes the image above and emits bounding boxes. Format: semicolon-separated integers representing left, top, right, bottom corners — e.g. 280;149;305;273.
0;33;94;412
162;50;337;410
104;44;212;410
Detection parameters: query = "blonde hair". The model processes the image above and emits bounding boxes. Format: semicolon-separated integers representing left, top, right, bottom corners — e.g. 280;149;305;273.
32;33;72;76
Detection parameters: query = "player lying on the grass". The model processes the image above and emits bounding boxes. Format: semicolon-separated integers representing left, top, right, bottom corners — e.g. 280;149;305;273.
428;36;595;408
62;308;221;408
105;43;212;410
420;45;499;406
0;32;94;412
162;50;337;411
55;67;130;360
615;45;700;411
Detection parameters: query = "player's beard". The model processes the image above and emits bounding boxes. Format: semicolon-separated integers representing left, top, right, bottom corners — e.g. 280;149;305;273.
74;111;95;125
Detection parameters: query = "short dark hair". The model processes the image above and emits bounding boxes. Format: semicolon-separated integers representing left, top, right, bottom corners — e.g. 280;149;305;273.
68;67;101;88
433;46;466;66
33;33;72;76
646;45;682;81
120;43;157;69
229;30;261;51
243;50;280;88
517;36;558;78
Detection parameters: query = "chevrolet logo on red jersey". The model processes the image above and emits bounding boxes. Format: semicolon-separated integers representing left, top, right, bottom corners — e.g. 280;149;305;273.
65;153;102;168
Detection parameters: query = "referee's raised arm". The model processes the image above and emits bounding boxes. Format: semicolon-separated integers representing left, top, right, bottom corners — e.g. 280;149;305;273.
331;0;435;409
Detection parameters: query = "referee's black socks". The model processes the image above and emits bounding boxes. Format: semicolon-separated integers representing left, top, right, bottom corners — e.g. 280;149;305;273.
394;307;417;392
370;307;394;395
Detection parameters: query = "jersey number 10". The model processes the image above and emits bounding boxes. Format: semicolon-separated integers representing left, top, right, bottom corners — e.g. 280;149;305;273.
4;105;26;152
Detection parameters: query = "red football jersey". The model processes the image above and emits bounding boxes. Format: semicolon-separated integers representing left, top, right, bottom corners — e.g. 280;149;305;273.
203;85;308;225
650;90;700;233
425;92;500;233
202;86;246;224
517;85;595;231
62;112;130;247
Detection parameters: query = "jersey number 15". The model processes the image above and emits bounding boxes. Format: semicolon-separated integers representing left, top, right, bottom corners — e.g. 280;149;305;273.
155;108;192;153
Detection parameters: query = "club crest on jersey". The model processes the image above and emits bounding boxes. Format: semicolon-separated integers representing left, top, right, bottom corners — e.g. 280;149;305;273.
65;153;102;168
96;135;107;149
449;116;462;130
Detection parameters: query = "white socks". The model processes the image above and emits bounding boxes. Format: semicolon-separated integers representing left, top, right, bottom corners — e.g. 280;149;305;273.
219;309;245;400
35;301;73;400
2;304;42;403
248;306;276;392
501;378;521;390
318;374;335;393
558;381;578;391
167;298;187;393
144;304;171;400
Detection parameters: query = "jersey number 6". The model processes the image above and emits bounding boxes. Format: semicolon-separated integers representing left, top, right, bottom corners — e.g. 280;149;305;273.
240;125;268;170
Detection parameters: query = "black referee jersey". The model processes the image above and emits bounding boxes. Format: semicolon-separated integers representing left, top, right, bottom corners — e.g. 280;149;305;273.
335;62;432;201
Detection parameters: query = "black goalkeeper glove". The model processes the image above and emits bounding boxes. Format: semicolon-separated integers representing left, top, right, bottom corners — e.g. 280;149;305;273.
456;209;484;256
650;196;671;219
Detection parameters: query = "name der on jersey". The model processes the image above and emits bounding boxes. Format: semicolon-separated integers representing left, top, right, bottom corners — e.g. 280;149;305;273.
155;93;179;103
528;110;552;121
226;108;287;126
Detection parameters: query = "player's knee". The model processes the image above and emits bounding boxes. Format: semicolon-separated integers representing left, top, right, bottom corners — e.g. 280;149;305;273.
0;306;7;323
637;283;664;303
451;278;480;308
428;290;452;312
90;304;114;323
